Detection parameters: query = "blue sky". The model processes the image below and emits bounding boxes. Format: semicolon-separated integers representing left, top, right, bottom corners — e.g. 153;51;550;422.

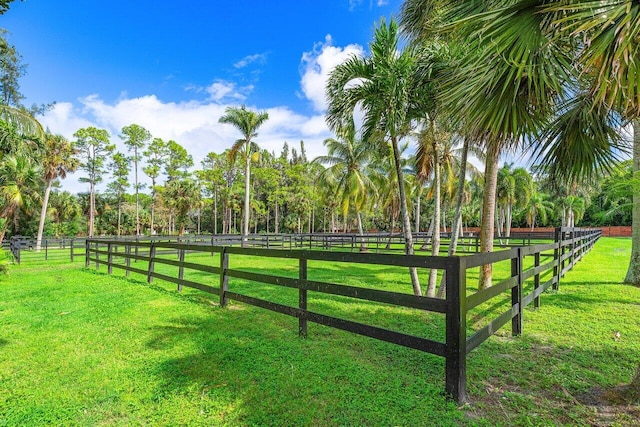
2;0;402;191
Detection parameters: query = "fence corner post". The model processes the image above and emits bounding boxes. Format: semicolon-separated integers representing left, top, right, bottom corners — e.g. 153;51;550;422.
85;239;90;267
445;256;467;403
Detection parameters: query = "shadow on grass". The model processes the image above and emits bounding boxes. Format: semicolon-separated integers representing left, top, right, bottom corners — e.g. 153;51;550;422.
466;334;640;426
142;311;459;425
0;338;7;347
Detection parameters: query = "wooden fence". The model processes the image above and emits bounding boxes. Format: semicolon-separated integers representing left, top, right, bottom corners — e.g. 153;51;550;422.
84;227;600;402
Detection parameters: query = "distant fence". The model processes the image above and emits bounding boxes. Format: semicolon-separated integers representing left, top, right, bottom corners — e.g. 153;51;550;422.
84;227;600;402
6;230;561;264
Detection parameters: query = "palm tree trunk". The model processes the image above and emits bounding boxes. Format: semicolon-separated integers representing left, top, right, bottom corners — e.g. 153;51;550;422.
437;137;470;298
243;148;251;246
356;210;367;252
36;180;53;252
427;157;441;297
415;191;421;233
479;141;500;290
392;136;422;296
506;203;512;237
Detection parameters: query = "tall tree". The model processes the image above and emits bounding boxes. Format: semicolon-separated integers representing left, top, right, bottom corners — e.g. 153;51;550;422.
120;124;151;236
108;152;130;236
35;133;77;251
73;127;114;237
218;105;269;246
143;137;168;235
326;18;430;296
164;178;201;236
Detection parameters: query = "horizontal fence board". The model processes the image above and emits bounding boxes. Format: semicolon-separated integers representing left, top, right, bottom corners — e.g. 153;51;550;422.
149;271;219;295
225;291;447;356
224;268;447;313
466;276;517;310
466;305;519;353
465;248;519;269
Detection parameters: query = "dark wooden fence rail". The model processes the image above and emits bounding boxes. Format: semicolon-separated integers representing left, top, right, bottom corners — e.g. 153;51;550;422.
8;236;86;264
85;227;600;402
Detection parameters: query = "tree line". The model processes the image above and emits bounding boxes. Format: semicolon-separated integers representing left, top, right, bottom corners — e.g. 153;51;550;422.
0;1;638;293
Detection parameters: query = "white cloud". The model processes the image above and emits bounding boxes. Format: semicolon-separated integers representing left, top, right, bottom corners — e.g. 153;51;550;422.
186;80;253;102
234;53;268;69
299;35;364;112
39;93;333;194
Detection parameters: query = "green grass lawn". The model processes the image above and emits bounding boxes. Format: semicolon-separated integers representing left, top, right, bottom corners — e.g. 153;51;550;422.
0;238;638;426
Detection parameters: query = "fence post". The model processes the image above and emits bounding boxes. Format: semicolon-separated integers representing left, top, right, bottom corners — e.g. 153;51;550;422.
445;256;467;403
85;239;90;267
511;248;523;336
553;227;560;291
219;247;229;307
147;243;156;283
533;251;541;309
95;241;99;270
178;248;185;291
107;243;113;274
125;245;131;277
299;258;308;338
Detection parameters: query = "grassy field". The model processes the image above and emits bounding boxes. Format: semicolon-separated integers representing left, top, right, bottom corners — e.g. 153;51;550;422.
0;237;638;425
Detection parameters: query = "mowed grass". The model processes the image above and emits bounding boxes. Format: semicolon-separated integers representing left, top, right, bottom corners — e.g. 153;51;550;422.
0;237;638;426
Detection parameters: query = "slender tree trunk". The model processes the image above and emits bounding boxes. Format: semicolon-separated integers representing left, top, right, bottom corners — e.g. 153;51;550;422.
427;156;441;297
275;200;279;234
213;190;218;235
36;180;53;252
134;152;140;236
391;137;421;296
415;191;421;233
117;199;122;237
243;148;251;246
356;211;367;252
89;181;95;237
438;138;469;298
506;203;512;237
479;141;500;290
421;216;435;250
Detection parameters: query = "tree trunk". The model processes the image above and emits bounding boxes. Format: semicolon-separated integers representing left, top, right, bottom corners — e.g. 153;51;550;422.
479;141;500;290
626;158;640;269
506;203;512;237
275;200;279;234
415;191;421;233
36;180;53;252
242;148;251;246
213;190;218;235
117;199;122;237
356;211;367;252
427;153;441;298
89;181;95;237
391;136;421;296
437;137;469;298
134;152;140;236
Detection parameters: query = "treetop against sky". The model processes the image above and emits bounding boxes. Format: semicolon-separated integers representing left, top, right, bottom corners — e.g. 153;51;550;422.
3;0;402;192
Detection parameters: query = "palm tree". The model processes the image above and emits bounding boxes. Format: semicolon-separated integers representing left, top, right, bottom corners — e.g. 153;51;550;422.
326;18;433;296
496;165;534;238
35;133;78;251
0;104;44;141
164;178;201;236
0;154;41;243
219;106;269;246
315;131;374;251
525;192;553;231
